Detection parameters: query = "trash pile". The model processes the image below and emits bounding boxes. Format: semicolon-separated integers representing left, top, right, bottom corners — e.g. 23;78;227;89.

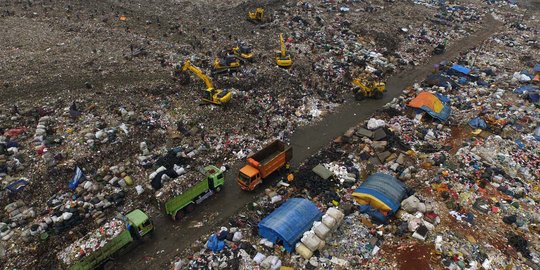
0;0;538;269
171;3;540;269
57;218;126;265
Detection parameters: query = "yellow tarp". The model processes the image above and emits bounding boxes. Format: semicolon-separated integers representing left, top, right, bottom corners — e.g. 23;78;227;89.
408;92;444;113
352;192;392;212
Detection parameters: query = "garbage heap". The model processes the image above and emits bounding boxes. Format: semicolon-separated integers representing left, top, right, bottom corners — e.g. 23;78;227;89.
57;218;126;266
171;5;539;269
0;0;533;268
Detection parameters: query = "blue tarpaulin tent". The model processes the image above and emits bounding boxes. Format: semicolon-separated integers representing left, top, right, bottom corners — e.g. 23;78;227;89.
534;64;540;73
258;198;322;252
352;173;407;214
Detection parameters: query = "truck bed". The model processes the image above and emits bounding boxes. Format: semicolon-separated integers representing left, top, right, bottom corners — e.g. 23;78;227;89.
251;140;287;165
260;150;283;165
58;221;131;270
249;140;292;179
70;230;133;270
164;177;209;216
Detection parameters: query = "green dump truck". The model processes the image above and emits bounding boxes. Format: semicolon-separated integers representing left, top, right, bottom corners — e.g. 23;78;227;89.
58;209;153;270
164;165;225;220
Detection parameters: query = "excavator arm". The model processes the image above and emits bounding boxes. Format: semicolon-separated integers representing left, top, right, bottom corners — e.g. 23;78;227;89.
177;59;232;105
181;60;214;90
276;33;293;68
279;33;286;57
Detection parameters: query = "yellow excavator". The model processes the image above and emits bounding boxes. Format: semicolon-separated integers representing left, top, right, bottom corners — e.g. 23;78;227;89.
175;60;232;105
212;54;241;74
352;77;386;100
276;33;292;68
247;7;264;23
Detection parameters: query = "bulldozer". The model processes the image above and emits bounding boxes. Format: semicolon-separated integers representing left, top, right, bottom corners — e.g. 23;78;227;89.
352;77;386;100
247;7;264;23
232;43;254;62
212;55;241;74
175;60;232;105
276;33;292;68
220;42;254;62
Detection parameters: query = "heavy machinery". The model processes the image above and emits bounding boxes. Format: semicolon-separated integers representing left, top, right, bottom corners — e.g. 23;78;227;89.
237;140;292;191
176;60;232;105
352;77;386;100
164;165;224;220
276;33;293;68
212;54;242;74
232;43;254;61
220;42;254;62
60;209;153;270
247;7;264;23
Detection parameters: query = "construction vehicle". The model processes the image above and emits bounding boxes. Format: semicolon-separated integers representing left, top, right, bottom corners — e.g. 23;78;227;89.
212;54;242;74
164;165;224;220
276;33;293;68
220;42;254;62
176;60;232;105
61;209;153;270
247;7;264;23
352;77;386;100
237;140;292;191
232;43;254;61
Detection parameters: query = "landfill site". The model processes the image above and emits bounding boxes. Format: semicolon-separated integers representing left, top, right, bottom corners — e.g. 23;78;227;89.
1;0;540;269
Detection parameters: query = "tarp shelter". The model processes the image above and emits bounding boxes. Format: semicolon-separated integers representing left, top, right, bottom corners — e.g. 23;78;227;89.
258;198;322;252
407;92;452;121
447;64;471;76
352;173;407;214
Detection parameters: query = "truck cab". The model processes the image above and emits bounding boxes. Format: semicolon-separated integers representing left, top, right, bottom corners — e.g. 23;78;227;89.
203;165;225;191
126;209;154;238
238;164;261;190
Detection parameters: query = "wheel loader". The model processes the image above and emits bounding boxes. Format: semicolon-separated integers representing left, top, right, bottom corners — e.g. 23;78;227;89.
352;77;385;100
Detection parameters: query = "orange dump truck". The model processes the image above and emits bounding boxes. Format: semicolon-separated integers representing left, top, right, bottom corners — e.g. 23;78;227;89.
237;140;293;191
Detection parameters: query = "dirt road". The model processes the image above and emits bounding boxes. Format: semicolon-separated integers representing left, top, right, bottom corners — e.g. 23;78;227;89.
113;14;501;270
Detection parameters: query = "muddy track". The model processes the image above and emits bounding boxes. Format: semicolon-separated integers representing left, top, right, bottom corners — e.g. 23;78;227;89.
113;14;503;270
